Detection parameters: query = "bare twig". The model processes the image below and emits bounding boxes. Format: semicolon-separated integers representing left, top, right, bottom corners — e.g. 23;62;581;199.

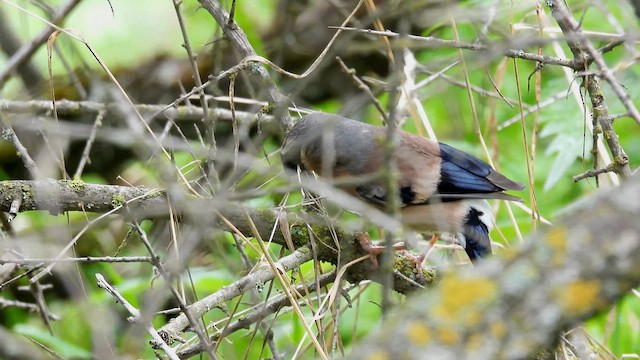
335;56;388;122
95;273;180;360
0;0;81;90
0;8;43;94
176;270;338;358
0;99;277;127
172;0;219;186
157;247;313;346
0;297;59;320
198;0;292;131
332;26;578;68
548;0;640;132
73;109;105;179
0;121;43;179
572;162;618;182
130;221;217;359
547;1;632;178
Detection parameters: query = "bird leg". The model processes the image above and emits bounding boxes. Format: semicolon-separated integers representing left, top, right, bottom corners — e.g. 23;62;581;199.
427;233;441;248
354;233;425;279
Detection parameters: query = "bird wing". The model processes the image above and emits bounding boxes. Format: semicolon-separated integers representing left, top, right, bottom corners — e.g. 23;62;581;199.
437;142;524;193
355;133;524;207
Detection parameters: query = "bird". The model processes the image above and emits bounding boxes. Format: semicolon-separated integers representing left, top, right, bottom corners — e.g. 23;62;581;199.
281;113;524;264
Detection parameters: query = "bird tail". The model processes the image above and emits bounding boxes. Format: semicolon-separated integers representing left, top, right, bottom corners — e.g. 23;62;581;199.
461;202;494;261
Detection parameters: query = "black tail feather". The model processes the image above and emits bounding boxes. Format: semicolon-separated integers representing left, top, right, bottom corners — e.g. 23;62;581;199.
462;207;492;261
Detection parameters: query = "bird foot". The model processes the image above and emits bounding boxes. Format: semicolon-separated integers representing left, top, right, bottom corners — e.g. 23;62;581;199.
398;250;427;281
355;232;384;268
354;233;425;280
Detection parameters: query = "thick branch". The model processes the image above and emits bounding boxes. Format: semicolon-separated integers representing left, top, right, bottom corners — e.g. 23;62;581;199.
0;99;276;126
0;179;434;333
348;174;640;359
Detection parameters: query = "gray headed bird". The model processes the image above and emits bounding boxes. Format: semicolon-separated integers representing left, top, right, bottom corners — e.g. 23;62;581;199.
281;113;524;262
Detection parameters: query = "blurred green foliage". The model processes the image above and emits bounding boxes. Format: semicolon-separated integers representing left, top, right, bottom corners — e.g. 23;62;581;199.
0;0;638;359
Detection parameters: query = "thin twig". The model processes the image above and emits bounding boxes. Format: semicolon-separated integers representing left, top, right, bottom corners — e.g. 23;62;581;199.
95;273;181;360
131;221;218;359
0;117;43;178
0;297;59;320
0;0;81;89
548;0;639;160
73;108;105;179
335;56;388;122
572;162;618;182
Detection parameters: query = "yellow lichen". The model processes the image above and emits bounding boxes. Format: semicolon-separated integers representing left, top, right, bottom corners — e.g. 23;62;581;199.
433;276;497;325
546;227;567;264
559;280;601;315
438;326;459;345
466;333;483;350
406;322;431;345
490;321;506;338
366;352;389;360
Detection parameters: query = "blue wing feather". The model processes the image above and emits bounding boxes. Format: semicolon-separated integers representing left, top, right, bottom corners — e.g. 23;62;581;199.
437;143;507;194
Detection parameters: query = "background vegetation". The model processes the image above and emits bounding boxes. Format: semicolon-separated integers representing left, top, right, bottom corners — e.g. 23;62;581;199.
0;0;638;359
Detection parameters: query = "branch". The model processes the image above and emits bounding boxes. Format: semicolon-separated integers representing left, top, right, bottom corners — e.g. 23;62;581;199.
96;274;180;360
175;270;338;358
330;26;621;70
0;179;435;334
0;99;276;126
547;1;633;179
198;0;292;132
0;0;81;90
348;173;640;359
0;9;43;95
548;0;640;129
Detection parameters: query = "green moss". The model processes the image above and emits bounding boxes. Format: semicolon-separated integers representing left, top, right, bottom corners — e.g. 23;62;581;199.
66;179;86;192
289;225;307;240
147;190;165;199
297;246;312;256
421;267;438;284
393;255;417;275
20;183;33;203
111;194;126;209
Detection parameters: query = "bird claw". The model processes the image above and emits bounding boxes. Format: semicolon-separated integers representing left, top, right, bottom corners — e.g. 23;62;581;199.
354;232;383;268
398;250;426;282
354;233;425;280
